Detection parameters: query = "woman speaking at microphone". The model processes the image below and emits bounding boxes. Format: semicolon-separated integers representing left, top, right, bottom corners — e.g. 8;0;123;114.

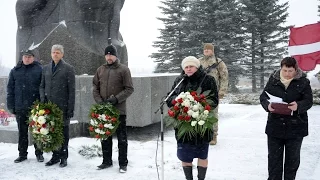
166;56;218;180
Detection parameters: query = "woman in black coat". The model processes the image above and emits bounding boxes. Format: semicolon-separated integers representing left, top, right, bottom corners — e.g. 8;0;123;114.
260;57;313;180
166;56;218;180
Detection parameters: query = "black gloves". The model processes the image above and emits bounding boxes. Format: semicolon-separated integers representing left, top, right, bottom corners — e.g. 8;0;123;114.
67;111;74;119
98;101;104;105
40;97;48;103
106;96;118;105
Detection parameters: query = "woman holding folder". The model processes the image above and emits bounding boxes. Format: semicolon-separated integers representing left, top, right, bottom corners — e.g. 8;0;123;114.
260;57;313;180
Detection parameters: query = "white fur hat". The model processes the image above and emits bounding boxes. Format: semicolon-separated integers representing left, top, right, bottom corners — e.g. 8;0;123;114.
181;56;200;69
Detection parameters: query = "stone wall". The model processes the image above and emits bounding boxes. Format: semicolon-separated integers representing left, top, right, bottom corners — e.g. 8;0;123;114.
0;74;178;127
0;74;178;144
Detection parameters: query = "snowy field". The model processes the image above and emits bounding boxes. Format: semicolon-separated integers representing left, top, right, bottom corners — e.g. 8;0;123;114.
0;104;320;180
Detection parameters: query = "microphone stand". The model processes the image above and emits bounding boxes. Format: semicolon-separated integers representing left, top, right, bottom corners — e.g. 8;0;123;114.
154;75;186;180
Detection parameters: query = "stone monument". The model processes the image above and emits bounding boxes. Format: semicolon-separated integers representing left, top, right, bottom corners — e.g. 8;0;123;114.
16;0;127;75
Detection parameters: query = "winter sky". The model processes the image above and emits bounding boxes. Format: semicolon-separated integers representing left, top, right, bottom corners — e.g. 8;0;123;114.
0;0;318;73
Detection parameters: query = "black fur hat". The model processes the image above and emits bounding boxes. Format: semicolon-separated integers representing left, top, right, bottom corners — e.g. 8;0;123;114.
104;45;117;57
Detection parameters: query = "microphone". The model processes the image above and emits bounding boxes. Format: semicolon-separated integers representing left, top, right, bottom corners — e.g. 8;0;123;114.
162;74;186;104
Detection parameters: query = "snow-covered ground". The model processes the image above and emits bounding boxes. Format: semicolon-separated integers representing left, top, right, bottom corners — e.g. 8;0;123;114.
0;104;319;180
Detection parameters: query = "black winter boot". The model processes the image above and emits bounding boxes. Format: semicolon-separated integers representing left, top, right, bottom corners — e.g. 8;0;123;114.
59;159;68;168
14;156;27;163
183;166;193;180
45;157;60;166
36;154;44;162
197;166;207;180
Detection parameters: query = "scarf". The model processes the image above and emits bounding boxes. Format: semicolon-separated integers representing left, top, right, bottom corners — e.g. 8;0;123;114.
280;71;294;89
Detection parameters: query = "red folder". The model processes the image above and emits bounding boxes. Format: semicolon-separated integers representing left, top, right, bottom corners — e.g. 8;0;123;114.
271;103;292;116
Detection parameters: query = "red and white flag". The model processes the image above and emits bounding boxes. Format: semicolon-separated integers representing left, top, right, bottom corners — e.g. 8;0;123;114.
288;22;320;71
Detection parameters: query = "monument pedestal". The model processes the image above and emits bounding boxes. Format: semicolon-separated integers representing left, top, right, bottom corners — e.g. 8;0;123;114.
0;120;89;144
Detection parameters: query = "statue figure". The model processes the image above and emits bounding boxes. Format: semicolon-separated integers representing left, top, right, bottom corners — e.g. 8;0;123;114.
16;0;127;74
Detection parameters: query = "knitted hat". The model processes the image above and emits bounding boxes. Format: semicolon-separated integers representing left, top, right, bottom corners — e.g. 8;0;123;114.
21;49;34;56
104;45;117;57
181;56;200;69
203;43;214;51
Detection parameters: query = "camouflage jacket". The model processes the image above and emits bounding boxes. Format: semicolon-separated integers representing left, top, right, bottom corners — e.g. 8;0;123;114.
316;71;320;81
199;55;228;98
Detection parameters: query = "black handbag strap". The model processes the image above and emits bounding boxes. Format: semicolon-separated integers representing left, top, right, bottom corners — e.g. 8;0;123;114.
198;59;222;92
204;60;222;73
198;74;207;89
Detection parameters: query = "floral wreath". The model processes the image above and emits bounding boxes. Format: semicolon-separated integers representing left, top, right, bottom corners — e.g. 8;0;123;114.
0;108;10;126
165;90;217;140
28;100;64;152
88;103;120;140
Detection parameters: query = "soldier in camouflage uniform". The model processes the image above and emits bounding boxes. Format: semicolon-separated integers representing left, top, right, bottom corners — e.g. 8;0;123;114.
316;71;320;81
199;43;229;145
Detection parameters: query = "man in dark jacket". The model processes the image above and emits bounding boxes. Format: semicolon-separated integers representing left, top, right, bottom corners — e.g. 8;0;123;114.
7;50;44;163
260;57;313;180
93;45;134;173
40;44;75;168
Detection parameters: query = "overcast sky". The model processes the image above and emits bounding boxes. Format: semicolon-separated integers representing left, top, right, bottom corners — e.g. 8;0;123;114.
0;0;318;73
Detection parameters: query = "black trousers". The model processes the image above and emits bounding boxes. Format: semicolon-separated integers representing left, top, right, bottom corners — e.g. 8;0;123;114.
16;111;42;157
101;115;128;166
52;116;70;160
267;136;303;180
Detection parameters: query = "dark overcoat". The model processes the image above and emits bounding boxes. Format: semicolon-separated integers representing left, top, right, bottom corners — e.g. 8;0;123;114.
166;67;219;144
260;69;313;139
39;60;75;120
7;61;42;113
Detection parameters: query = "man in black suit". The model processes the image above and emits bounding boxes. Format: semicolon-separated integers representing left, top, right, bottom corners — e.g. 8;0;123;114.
40;44;75;168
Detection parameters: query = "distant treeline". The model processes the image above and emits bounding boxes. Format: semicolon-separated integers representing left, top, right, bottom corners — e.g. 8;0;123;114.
150;0;290;92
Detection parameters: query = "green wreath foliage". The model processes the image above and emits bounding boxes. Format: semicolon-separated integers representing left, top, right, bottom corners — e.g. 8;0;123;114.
88;103;120;140
28;100;64;152
164;90;217;140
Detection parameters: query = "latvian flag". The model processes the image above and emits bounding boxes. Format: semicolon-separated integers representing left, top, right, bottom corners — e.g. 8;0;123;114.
288;22;320;71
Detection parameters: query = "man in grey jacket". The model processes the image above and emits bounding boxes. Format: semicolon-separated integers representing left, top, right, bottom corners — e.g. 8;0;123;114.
40;44;75;168
93;45;134;173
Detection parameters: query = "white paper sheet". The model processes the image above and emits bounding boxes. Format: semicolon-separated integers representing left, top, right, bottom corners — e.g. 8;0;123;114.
265;91;288;104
